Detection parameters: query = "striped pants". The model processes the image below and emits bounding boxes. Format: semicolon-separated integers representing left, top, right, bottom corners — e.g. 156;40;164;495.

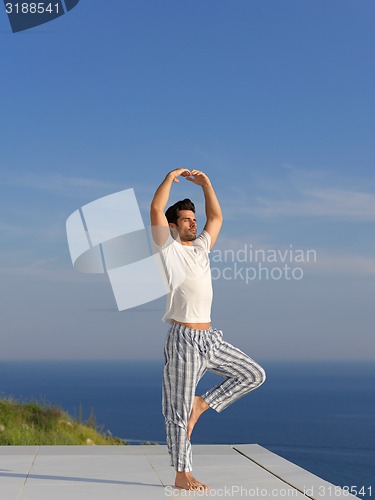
162;323;266;472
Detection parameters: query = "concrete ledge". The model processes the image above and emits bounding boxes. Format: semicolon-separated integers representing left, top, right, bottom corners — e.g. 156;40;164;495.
0;444;357;499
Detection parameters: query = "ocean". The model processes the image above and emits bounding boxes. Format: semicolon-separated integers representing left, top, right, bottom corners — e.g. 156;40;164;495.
0;360;374;497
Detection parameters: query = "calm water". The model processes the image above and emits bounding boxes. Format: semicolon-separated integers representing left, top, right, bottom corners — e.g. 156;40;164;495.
0;360;374;497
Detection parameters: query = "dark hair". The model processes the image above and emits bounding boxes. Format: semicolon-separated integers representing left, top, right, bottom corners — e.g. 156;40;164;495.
165;198;195;225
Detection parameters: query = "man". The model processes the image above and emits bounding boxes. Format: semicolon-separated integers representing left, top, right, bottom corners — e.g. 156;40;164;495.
150;168;266;491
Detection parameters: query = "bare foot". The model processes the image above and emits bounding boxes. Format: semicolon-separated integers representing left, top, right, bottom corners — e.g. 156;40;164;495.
187;396;209;441
175;471;209;491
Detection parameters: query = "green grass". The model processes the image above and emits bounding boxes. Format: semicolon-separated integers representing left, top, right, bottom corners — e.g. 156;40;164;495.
0;398;126;446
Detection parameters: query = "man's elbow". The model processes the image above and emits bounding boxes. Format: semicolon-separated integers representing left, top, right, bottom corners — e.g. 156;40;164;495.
150;205;164;216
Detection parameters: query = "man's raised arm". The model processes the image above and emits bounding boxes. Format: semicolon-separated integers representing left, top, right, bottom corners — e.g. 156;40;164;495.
150;168;191;245
186;170;223;249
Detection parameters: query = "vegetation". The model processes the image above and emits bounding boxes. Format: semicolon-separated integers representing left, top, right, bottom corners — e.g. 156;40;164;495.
0;398;126;446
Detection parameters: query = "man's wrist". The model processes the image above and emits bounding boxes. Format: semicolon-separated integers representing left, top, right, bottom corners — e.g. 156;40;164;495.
201;180;213;189
165;171;176;182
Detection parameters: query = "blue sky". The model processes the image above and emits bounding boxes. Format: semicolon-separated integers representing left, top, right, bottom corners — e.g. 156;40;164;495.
0;0;374;361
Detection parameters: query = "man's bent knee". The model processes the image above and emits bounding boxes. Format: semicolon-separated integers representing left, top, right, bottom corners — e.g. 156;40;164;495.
246;362;266;389
257;365;266;387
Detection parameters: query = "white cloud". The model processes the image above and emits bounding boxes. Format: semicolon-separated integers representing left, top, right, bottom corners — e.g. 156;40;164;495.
250;188;375;220
0;171;121;197
306;250;375;276
0;257;106;283
0;219;66;243
222;167;375;221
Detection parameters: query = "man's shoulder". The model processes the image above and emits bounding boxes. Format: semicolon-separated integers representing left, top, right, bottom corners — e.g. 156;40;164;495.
193;230;211;252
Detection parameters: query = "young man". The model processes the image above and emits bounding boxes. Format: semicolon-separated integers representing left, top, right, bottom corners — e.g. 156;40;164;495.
150;168;266;491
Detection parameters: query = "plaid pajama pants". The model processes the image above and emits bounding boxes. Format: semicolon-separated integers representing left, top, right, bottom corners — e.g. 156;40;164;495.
162;322;266;472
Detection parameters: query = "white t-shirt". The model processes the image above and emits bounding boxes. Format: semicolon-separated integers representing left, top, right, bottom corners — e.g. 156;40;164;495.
156;230;213;323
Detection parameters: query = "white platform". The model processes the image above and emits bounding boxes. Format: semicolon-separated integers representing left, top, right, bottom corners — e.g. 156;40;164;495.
0;444;357;499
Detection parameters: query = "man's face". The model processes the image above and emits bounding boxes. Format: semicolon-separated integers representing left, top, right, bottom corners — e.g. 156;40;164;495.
170;209;197;242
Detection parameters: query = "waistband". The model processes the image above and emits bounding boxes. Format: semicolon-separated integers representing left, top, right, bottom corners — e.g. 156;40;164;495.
169;322;214;335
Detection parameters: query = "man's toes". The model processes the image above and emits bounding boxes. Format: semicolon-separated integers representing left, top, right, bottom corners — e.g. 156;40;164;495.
190;478;208;490
195;484;208;491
